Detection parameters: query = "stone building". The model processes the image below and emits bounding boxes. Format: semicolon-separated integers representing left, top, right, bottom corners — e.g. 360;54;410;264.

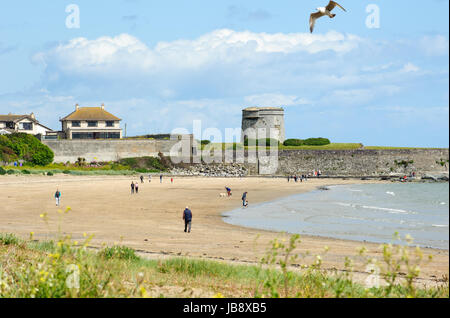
241;107;285;143
0;113;53;136
60;104;122;139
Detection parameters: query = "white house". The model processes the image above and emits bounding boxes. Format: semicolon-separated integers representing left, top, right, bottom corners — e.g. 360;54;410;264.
0;113;54;136
60;104;122;139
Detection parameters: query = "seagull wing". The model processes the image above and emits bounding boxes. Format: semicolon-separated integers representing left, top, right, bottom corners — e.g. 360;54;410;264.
326;1;347;12
310;11;325;33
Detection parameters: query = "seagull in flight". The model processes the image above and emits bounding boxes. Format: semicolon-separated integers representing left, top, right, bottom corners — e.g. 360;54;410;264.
309;1;347;33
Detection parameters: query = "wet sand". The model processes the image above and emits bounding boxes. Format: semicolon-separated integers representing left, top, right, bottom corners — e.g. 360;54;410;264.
0;175;448;285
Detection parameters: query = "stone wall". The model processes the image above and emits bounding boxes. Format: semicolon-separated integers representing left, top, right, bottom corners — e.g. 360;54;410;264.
273;148;449;176
43;136;195;163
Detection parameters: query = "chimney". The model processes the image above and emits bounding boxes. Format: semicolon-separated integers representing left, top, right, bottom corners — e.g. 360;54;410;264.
101;103;105;110
30;112;35;119
75;104;79;111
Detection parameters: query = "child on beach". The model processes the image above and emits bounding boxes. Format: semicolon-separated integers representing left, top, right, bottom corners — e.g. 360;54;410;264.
54;189;61;206
148;175;152;183
225;186;232;197
140;175;144;183
135;182;139;194
131;182;135;194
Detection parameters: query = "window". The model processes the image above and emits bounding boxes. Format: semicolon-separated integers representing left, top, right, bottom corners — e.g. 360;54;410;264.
106;121;114;127
21;123;33;130
72;132;94;139
72;121;81;127
6;122;14;129
87;121;98;127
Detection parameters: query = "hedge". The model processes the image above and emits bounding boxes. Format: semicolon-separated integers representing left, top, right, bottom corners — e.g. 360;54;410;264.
283;138;331;147
244;138;280;147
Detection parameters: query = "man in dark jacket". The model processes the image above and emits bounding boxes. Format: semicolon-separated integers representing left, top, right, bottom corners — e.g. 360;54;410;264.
183;206;192;233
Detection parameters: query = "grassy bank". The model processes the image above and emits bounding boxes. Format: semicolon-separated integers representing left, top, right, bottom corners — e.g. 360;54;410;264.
1;232;447;298
0;156;169;176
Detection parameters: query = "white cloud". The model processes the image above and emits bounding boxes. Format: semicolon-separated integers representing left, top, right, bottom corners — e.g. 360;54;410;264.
33;29;363;75
419;35;449;56
401;62;420;73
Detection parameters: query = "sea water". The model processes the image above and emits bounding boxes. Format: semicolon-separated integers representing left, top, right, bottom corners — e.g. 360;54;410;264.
223;183;449;249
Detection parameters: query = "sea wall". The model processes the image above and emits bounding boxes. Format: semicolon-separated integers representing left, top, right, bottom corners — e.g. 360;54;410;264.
273;149;449;176
172;148;449;177
43;137;195;163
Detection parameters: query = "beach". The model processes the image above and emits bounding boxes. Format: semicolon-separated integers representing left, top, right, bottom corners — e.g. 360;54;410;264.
0;175;448;285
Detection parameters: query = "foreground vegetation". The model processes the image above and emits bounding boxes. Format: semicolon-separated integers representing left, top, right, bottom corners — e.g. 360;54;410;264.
0;230;447;298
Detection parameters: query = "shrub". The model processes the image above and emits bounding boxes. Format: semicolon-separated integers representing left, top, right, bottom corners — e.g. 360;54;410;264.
119;156;167;171
0;167;6;175
62;170;71;174
200;140;211;146
283;138;331;147
283;139;304;146
0;133;54;165
47;171;54;176
100;246;140;261
22;169;31;174
7;169;15;175
303;138;330;146
0;233;21;245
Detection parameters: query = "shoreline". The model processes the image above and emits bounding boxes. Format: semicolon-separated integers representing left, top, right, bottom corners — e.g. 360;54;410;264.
0;175;448;284
220;183;449;251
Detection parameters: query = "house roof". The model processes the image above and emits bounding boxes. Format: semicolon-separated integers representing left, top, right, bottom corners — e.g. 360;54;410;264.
0;114;54;131
0;114;34;122
61;107;121;121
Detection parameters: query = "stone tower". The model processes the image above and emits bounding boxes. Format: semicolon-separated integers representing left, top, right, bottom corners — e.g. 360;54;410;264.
241;107;285;143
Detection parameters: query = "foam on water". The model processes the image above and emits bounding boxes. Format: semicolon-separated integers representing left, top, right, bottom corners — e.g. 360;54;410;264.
223;183;449;249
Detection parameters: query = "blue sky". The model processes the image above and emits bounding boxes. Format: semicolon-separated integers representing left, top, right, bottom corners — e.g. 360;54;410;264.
0;0;448;147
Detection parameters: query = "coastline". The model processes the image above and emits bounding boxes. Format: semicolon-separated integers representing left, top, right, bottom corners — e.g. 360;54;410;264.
0;175;448;284
221;182;449;251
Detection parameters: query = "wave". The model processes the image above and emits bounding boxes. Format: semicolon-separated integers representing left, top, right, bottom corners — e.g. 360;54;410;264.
432;224;449;228
334;202;413;214
386;191;395;196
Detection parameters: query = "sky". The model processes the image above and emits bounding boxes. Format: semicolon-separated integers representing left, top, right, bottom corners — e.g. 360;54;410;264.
0;0;449;147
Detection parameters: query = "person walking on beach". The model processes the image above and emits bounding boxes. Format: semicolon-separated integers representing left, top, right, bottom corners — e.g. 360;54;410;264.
171;177;174;184
242;192;248;208
183;206;192;233
160;175;163;183
131;181;135;194
140;175;144;183
54;189;61;206
148;174;152;183
135;182;139;194
225;186;232;197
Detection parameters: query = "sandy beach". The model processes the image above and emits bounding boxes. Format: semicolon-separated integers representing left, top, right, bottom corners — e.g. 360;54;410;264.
0;175;448;285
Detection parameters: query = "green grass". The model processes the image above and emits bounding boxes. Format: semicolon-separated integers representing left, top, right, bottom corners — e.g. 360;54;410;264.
0;233;448;298
279;143;363;150
201;142;363;151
